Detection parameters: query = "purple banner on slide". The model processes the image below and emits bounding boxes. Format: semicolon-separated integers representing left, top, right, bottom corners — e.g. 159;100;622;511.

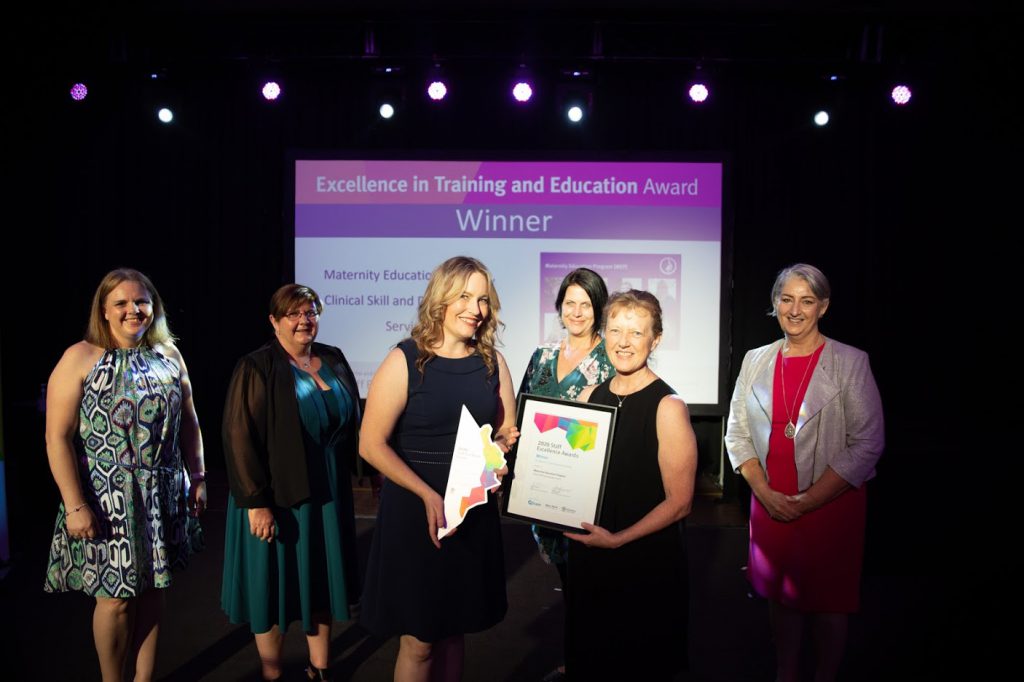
295;204;720;241
296;160;721;207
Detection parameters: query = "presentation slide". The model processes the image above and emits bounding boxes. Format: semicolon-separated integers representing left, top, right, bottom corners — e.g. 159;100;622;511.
294;159;723;406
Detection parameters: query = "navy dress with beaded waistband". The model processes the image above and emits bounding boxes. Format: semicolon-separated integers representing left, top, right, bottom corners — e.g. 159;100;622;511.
359;339;507;642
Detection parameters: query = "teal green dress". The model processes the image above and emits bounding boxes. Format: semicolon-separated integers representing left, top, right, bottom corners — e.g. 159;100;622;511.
221;364;354;634
519;340;615;565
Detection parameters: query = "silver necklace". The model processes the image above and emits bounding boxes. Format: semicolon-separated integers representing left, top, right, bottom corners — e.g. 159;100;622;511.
779;348;817;439
610;370;650;408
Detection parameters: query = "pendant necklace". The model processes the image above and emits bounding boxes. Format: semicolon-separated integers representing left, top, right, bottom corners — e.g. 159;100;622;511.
610;369;650;409
779;346;817;439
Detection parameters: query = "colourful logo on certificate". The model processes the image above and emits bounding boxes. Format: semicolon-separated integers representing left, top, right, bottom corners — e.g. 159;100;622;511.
533;413;598;451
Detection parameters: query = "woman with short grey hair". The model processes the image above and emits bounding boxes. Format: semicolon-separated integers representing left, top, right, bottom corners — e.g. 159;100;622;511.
726;264;884;682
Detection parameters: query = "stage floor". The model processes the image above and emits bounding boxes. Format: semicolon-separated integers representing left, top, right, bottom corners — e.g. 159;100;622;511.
0;475;962;681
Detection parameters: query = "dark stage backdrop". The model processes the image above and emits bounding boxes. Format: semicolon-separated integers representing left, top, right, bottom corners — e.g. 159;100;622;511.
1;9;1008;606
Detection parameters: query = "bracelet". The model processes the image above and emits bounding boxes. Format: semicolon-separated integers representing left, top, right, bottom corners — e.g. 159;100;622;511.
66;502;89;515
189;471;207;482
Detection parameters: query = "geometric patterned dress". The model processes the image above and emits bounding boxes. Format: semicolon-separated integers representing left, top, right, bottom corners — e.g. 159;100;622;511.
44;347;203;598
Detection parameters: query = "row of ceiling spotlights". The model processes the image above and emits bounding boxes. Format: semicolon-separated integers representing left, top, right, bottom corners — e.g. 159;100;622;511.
110;104;888;128
69;79;914;107
69;79;913;127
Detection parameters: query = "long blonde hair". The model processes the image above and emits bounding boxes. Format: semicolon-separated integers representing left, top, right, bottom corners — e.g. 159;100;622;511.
410;256;502;375
84;268;175;349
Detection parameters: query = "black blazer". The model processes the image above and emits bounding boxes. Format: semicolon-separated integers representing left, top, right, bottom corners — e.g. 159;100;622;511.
222;338;361;508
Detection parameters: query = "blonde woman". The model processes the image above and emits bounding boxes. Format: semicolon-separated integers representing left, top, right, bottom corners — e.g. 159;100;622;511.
565;290;697;680
44;268;205;682
360;256;518;682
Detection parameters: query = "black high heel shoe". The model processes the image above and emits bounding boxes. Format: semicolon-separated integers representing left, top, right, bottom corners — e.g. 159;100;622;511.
305;662;330;681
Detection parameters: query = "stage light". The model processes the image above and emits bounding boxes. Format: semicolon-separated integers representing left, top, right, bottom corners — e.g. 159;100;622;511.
688;83;709;103
370;64;406;121
262;81;281;101
891;84;912;105
512;81;533;103
557;68;593;126
157;107;174;123
427;81;447;101
814;110;830;126
685;63;712;105
70;83;88;101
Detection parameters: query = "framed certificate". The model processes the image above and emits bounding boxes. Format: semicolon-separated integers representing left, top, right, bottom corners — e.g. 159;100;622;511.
501;393;618;532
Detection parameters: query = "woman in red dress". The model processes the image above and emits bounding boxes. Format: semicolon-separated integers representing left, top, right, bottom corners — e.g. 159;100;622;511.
726;264;884;682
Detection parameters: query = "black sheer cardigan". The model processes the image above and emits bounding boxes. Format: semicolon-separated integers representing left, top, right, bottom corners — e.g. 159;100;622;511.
221;338;361;508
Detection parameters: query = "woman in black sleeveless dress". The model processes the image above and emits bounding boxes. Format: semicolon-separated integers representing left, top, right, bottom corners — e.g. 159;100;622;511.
565;290;699;680
359;257;519;681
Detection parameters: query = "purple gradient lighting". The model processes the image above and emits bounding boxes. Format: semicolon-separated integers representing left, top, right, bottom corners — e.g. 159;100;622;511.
512;81;533;103
262;81;281;100
70;83;88;101
891;84;912;105
427;81;447;101
688;83;709;103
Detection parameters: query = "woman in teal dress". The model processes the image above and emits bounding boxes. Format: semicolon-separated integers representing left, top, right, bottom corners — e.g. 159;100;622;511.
221;284;361;681
518;267;614;680
44;268;206;682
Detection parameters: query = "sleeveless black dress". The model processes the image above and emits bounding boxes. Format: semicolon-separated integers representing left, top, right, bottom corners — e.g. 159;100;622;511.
566;378;689;679
359;339;508;642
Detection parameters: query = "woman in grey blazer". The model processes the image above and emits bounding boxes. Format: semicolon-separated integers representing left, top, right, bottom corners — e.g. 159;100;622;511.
725;264;884;682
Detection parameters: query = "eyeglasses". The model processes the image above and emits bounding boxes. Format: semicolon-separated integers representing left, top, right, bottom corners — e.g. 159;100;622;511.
284;310;320;321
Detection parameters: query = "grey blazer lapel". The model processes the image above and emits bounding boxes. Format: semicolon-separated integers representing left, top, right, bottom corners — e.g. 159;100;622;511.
798;340;839;433
751;341;780;422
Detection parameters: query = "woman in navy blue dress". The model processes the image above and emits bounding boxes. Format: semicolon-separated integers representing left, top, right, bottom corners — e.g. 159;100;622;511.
359;256;519;682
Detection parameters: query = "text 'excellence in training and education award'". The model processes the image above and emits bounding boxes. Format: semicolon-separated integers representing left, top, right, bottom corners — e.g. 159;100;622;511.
502;393;617;532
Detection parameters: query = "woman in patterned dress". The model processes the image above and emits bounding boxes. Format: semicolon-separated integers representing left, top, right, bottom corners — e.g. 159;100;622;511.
44;268;206;682
518;267;614;681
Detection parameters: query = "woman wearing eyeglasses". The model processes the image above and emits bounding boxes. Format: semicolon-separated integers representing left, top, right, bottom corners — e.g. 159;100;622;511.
221;284;362;681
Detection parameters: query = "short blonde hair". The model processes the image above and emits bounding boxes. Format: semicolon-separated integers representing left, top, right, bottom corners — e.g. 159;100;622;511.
410;256;503;375
85;268;174;349
604;289;663;338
